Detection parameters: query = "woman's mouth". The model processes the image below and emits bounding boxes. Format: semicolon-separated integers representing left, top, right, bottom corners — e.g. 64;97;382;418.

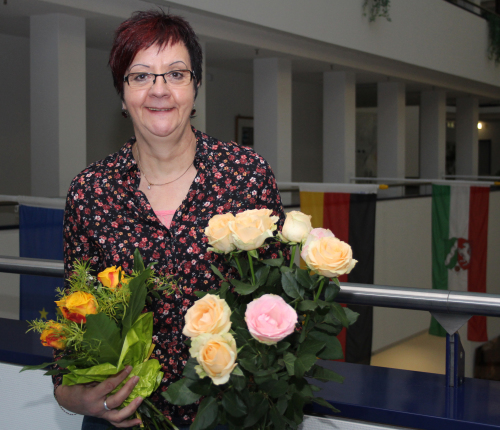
148;108;172;112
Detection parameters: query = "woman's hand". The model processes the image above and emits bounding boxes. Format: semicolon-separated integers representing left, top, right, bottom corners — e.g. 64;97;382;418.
55;366;143;428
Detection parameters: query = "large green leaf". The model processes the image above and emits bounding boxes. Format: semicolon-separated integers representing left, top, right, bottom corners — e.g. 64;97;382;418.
281;272;303;299
329;302;349;328
283;352;296;376
324;282;340;302
298;338;325;356
261;257;284;267
269;405;287;430
162;378;202;406
311;365;344;384
265;267;281;287
210;264;225;281
344;307;360;326
296;269;314;289
230;278;259;295
182;357;199;380
222;390;247;417
84;313;122;365
243;393;269;428
122;269;151;335
294;353;317;379
255;265;270;287
298;300;318;312
117;312;153;369
191;397;219;430
311;396;340;413
20;361;56;372
230;372;247;391
133;248;145;272
259;378;288;399
317;336;344;360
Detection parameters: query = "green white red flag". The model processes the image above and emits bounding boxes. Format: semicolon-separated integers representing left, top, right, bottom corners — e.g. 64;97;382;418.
430;183;490;342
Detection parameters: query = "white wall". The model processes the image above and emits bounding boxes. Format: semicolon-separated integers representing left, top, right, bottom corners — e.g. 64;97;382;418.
205;66;253;143
292;79;323;182
0;34;31;196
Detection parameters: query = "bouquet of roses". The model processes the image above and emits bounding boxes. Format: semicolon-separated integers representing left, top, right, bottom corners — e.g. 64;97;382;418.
22;250;178;430
163;209;359;430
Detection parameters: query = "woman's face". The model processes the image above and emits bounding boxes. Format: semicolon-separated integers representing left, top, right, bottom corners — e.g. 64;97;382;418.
122;42;196;143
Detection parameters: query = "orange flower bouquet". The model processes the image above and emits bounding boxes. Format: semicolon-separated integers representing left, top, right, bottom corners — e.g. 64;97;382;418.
22;250;178;430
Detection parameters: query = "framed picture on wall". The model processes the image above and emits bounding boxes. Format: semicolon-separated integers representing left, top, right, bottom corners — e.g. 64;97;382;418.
235;116;254;147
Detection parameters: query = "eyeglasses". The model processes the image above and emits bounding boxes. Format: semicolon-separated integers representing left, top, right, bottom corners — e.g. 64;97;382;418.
124;70;195;89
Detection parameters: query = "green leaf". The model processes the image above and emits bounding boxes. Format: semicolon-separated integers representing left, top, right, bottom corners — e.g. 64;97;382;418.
298;300;317;312
260;379;288;399
265;267;281;287
312;364;344;383
299;338;325;356
261;257;284;267
161;377;202;406
324;282;340;302
255;265;270;287
294;354;317;379
311;396;340;413
296;268;314;289
210;264;226;281
230;278;259;295
20;361;56;372
283;352;296;376
330;302;350;328
275;341;291;354
219;281;230;298
243;393;269;428
133;248;145;272
194;290;208;298
344;307;360;326
182;357;199;380
222;390;247;417
122;269;151;335
281;272;303;299
285;393;306;424
269;405;287;430
191;396;219;430
317;336;344;360
239;358;259;373
230;372;247;391
276;396;288;414
84;313;122;365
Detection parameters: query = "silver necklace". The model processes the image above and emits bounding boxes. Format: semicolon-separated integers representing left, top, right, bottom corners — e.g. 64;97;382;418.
135;137;195;190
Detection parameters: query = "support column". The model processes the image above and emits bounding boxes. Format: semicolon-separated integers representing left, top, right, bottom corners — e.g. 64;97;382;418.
377;82;406;179
30;14;86;197
191;40;206;133
455;97;479;176
253;58;292;183
420;90;446;179
323;71;356;183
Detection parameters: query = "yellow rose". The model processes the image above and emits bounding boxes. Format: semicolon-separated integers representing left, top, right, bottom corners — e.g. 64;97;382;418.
301;228;357;278
279;211;312;244
40;321;66;350
183;294;231;338
228;209;278;251
55;291;98;324
205;213;236;253
98;266;127;290
190;333;238;385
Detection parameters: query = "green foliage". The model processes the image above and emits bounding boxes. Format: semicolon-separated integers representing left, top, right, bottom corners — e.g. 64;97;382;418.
486;12;500;64
363;0;391;22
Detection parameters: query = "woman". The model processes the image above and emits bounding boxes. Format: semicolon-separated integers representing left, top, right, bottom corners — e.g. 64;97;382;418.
54;10;285;430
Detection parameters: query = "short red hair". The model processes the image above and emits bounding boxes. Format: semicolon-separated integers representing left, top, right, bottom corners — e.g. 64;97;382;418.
109;10;202;99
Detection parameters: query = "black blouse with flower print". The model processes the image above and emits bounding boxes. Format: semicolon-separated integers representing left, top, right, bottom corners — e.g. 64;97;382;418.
58;128;286;425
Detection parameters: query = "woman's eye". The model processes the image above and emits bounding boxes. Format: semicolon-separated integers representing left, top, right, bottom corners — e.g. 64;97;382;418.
169;71;185;80
133;73;149;82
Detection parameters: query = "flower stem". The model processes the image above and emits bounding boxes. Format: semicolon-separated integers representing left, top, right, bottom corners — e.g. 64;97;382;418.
247;251;256;285
143;399;179;430
314;279;325;302
289;244;297;269
234;256;244;279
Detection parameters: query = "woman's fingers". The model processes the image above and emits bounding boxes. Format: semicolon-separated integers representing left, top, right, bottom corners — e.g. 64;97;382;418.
94;365;133;398
105;396;144;428
103;375;140;410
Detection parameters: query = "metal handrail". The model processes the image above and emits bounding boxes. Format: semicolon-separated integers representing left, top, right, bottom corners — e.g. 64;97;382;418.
1;256;500;318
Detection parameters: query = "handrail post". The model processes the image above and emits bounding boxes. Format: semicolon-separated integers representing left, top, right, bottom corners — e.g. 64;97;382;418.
446;332;465;387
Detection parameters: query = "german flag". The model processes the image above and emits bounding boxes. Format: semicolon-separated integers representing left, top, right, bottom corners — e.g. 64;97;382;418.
300;184;377;365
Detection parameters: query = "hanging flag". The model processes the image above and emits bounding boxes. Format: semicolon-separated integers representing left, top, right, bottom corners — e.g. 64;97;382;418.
430;183;489;342
300;183;378;365
19;205;64;321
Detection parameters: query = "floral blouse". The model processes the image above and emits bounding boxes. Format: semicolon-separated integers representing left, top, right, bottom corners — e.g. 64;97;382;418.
59;128;286;425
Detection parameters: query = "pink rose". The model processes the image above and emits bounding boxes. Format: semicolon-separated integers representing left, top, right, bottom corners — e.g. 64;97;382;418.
245;295;298;345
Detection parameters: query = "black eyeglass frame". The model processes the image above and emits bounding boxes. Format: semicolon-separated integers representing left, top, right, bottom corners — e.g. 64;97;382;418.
123;70;196;87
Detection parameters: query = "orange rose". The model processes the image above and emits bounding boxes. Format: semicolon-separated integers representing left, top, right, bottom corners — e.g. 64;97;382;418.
98;266;127;290
55;291;98;324
183;295;231;338
40;321;66;350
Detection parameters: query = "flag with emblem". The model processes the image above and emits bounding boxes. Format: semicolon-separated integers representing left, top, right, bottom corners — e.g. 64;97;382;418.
430;183;490;342
299;183;378;365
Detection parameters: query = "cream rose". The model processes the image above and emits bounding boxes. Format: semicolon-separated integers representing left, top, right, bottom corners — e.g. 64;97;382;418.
190;333;238;385
279;211;312;244
301;228;357;278
183;294;231;338
228;209;278;251
205;213;236;253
